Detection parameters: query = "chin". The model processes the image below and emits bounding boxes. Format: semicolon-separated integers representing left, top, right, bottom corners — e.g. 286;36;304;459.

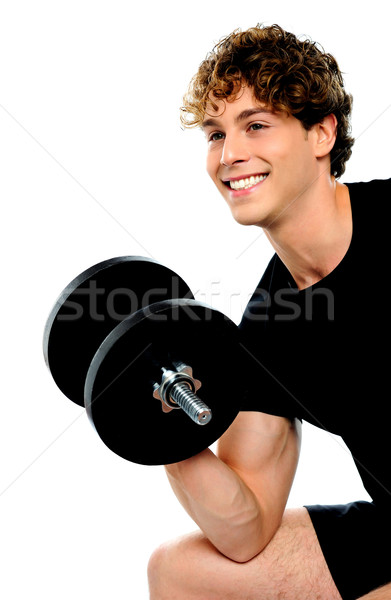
230;206;265;228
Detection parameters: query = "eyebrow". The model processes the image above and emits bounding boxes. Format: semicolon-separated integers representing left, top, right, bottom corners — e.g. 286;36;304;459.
201;108;276;130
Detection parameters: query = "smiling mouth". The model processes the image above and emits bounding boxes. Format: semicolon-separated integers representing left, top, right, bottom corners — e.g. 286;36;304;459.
224;173;268;191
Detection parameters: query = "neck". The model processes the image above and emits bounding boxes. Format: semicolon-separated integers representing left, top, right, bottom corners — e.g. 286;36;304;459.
264;177;352;290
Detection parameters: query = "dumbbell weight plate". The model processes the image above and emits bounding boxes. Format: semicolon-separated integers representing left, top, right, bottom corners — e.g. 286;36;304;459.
85;299;242;465
43;256;193;407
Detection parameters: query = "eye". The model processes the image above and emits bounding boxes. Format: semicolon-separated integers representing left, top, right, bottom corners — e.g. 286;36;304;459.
248;123;265;132
208;131;225;142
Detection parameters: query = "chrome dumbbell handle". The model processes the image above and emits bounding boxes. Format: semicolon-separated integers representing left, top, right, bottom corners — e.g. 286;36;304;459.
153;365;212;426
170;382;212;425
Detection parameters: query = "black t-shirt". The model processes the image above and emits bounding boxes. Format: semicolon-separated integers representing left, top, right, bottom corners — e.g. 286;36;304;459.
239;178;391;512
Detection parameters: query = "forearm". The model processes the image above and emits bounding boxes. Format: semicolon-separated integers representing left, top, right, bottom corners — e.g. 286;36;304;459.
357;583;391;599
165;448;264;562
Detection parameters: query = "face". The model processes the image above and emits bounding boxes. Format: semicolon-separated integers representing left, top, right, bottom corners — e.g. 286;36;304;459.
202;86;321;230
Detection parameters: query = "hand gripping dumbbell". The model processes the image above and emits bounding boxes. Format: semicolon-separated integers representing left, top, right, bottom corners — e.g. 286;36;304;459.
43;256;242;465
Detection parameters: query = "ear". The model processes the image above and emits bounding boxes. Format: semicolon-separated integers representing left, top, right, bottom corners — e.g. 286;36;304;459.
312;114;337;158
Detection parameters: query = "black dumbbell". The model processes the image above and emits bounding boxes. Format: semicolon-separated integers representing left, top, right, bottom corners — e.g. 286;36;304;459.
43;256;242;465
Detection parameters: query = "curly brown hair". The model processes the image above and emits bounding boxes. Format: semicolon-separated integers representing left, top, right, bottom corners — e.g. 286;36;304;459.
181;24;354;178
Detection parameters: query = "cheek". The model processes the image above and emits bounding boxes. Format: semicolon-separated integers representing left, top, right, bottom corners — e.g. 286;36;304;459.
271;137;311;176
206;151;218;181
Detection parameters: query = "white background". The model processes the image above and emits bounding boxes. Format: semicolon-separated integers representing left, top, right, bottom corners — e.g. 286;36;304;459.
0;1;389;598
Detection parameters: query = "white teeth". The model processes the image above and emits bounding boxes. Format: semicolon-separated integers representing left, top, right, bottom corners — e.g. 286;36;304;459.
229;174;267;190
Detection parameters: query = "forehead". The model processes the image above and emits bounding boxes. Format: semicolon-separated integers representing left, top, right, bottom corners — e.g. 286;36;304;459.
202;86;277;127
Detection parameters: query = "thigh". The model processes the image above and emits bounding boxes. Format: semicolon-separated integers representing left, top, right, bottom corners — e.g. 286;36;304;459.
148;507;342;600
307;501;391;600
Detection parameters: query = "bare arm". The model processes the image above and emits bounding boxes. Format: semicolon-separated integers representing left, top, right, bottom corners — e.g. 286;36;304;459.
165;411;301;562
356;583;391;600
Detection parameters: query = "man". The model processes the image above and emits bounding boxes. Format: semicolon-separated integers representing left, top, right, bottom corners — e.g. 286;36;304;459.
147;24;391;599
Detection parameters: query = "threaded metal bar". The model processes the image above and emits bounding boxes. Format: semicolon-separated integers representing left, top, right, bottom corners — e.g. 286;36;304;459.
170;383;212;426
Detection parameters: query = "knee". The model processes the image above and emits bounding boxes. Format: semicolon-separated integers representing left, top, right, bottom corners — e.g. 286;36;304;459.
147;532;210;600
147;543;169;599
147;540;184;600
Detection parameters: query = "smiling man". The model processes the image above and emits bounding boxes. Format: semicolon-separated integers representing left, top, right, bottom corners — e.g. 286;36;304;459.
147;24;391;600
202;86;352;290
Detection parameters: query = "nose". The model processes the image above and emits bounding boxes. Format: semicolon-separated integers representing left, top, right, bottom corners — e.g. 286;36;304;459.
220;133;250;167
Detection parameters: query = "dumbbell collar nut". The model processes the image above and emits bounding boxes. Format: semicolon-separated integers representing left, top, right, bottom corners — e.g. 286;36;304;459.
153;364;202;409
